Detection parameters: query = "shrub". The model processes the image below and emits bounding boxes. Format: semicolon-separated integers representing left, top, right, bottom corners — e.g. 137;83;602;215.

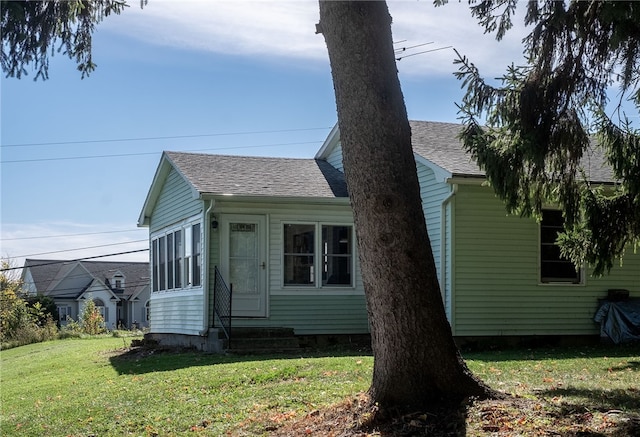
0;261;59;349
80;299;106;335
59;318;83;339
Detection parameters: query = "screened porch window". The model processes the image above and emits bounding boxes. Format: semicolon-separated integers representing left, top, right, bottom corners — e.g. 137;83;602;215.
540;209;581;284
151;221;201;292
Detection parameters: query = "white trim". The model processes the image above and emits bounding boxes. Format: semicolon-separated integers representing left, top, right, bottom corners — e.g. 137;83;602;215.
538;208;585;286
220;214;268;318
281;221;356;289
150;288;203;299
150;215;203;293
314;123;340;159
414;154;453;183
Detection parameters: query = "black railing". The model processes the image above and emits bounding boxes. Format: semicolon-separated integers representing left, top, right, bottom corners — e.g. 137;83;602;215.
213;266;232;348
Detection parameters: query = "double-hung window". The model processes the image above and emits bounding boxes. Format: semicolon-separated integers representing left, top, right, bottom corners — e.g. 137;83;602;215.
283;223;353;287
151;221;201;292
540;209;581;284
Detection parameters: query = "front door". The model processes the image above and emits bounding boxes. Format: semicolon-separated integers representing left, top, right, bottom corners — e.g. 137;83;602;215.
220;215;267;317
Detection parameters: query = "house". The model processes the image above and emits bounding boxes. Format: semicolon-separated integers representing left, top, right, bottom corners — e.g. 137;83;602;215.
138;121;639;351
21;259;151;329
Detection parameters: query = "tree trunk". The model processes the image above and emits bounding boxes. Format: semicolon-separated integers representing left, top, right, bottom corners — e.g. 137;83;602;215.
317;0;495;410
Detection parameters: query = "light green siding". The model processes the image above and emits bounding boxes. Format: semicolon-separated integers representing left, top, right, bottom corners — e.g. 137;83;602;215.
416;162;453;315
148;167;205;335
326;143;344;172
231;295;368;335
150;168;202;233
452;184;640;336
150;291;204;335
209;201;368;335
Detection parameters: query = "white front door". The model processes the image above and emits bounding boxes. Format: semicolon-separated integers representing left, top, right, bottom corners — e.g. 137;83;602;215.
221;215;267;317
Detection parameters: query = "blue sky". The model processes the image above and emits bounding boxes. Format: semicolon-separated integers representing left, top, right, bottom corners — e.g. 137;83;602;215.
1;0;527;268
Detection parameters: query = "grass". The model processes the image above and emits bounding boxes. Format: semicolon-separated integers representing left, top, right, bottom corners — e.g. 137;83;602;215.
1;337;638;436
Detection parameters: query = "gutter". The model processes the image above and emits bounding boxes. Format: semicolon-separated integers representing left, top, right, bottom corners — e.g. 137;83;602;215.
200;199;215;336
440;183;457;322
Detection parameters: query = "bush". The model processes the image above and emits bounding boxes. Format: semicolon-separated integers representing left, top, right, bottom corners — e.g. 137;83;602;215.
80;299;106;335
59;318;83;339
0;261;59;349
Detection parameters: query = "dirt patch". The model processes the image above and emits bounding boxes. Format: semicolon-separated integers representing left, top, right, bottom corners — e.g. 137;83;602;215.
251;393;640;437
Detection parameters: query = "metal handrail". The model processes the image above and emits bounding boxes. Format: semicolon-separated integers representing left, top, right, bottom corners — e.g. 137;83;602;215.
213;266;232;349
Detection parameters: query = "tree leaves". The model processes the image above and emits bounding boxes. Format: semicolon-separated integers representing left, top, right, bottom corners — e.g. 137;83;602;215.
1;0;127;80
453;0;640;275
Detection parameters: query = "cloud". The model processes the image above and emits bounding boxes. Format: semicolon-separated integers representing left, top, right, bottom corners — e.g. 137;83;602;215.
104;0;529;77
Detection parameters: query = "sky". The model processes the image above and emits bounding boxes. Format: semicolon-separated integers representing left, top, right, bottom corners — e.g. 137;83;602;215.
1;0;529;269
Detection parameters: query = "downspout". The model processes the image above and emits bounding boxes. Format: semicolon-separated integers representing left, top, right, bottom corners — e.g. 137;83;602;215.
440;183;457;325
200;198;215;336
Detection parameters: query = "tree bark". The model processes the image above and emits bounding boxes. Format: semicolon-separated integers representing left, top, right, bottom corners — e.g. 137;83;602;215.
318;0;495;410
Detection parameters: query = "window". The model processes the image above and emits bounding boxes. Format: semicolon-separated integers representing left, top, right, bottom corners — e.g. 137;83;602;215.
93;299;108;323
284;223;353;287
192;223;201;286
113;274;124;289
144;300;150;323
57;306;71;323
151;221;202;292
322;225;352;286
540;209;581;284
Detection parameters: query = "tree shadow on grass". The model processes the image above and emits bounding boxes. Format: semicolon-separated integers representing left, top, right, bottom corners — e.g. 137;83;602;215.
108;343;372;375
533;387;640;437
538;386;640;412
462;343;640;363
268;392;470;437
608;360;640;372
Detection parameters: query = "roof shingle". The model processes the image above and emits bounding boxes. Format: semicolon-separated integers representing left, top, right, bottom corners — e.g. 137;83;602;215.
165;152;348;198
409;120;615;183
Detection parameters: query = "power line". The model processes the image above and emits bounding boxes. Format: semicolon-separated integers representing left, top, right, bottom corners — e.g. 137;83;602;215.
397;45;453;61
0;140;323;164
8;239;148;259
1;127;333;148
0;249;150;272
1;229;145;241
394;41;434;54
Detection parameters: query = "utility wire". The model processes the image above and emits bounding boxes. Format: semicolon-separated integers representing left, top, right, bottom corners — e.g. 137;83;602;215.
1;127;333;148
8;239;148;259
1;229;145;241
0;141;322;164
397;45;453;61
0;249;150;272
394;41;434;54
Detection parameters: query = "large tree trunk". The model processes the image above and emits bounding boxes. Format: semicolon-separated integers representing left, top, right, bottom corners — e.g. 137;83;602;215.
318;1;495;410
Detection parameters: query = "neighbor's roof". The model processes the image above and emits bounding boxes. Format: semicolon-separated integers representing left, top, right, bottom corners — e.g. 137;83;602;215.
23;259;150;297
409;120;615;183
165;152;349;198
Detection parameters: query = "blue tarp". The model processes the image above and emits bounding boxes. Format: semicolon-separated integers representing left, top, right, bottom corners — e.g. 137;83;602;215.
594;298;640;344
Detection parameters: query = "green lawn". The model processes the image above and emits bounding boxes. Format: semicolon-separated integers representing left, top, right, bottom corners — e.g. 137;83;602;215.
1;337;638;436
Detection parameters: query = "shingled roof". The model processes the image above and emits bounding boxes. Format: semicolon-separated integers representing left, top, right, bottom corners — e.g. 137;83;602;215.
23;259;150;298
165;152;348;198
409;120;615;183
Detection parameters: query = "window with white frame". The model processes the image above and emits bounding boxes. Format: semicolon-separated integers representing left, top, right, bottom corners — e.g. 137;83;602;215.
144;300;150;323
57;306;72;322
113;273;124;289
540;209;581;284
283;223;353;287
151;221;201;292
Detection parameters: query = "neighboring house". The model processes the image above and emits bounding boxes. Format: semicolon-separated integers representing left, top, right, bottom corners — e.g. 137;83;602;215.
138;121;639;350
21;259;151;329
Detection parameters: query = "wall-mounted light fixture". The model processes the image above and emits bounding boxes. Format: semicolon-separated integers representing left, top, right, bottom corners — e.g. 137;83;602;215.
211;216;219;230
